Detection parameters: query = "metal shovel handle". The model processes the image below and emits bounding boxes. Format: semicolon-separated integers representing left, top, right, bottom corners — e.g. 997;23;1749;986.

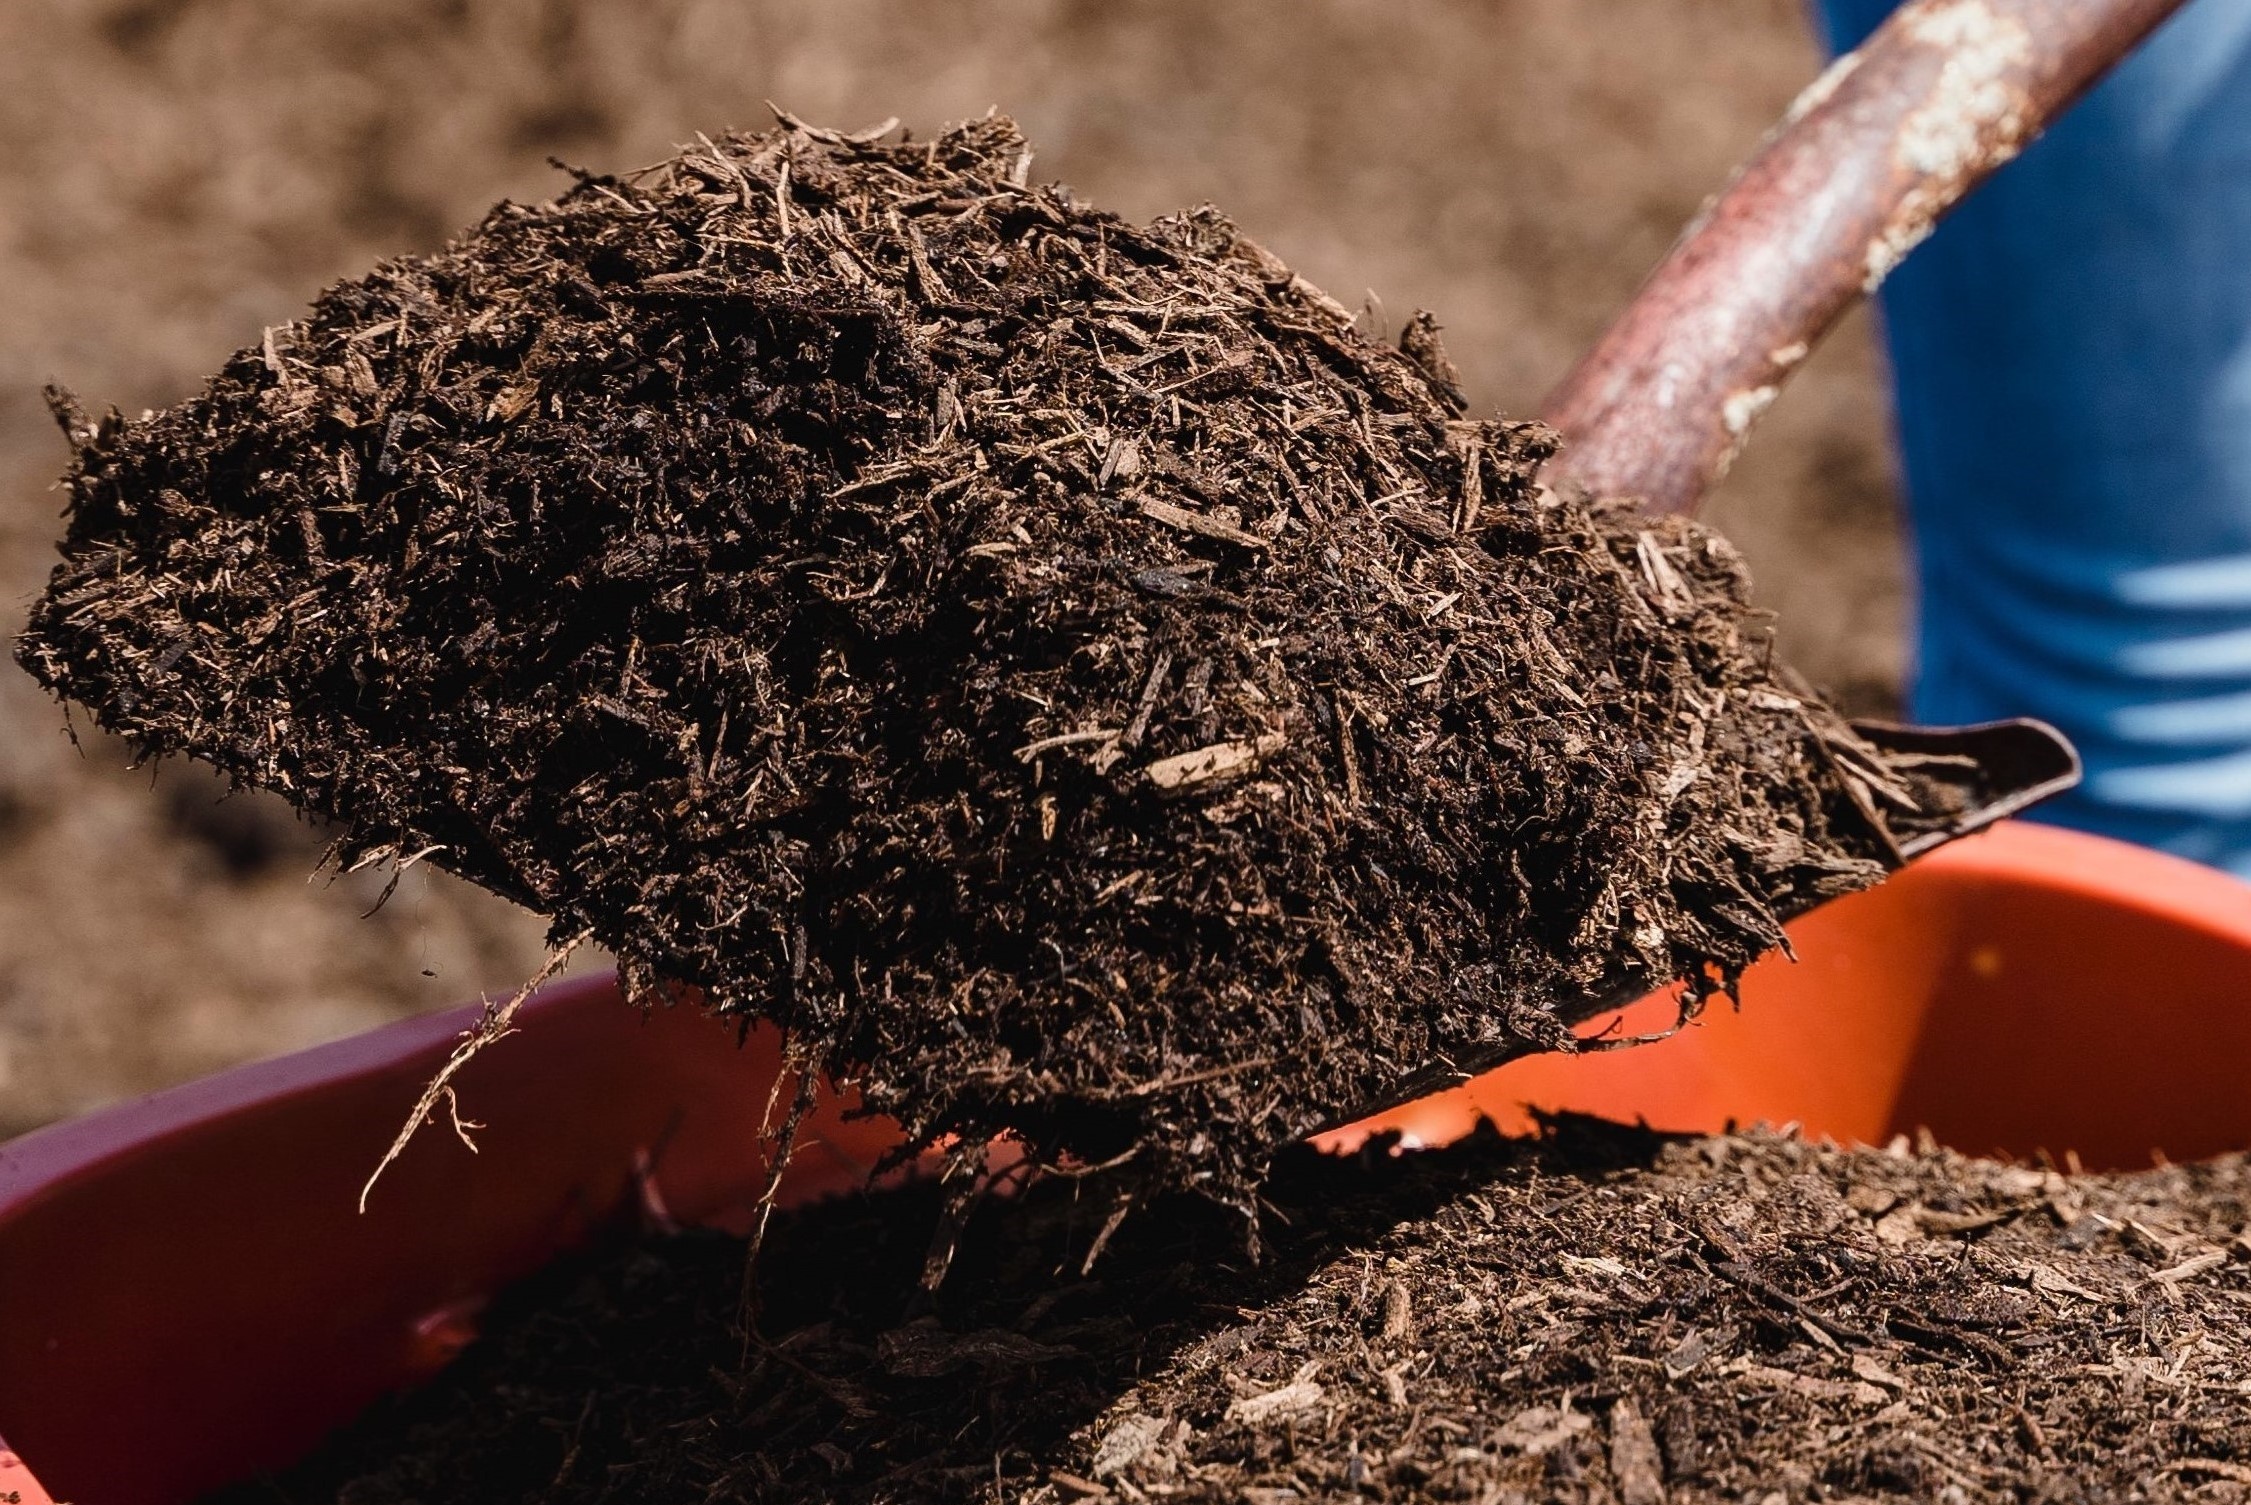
1539;0;2188;515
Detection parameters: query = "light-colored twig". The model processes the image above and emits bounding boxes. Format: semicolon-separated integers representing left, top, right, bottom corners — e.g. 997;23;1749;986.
358;928;594;1213
739;1047;822;1342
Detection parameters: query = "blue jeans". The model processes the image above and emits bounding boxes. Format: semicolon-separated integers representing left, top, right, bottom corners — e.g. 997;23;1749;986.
1813;0;2251;876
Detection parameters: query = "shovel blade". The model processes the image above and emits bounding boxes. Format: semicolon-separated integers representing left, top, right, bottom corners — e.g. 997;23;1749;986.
1856;717;2081;859
1332;717;2081;1127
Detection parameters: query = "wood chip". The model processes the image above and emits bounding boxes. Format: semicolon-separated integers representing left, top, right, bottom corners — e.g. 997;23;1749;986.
2151;1249;2230;1285
1494;1404;1593;1457
1608;1398;1667;1505
1089;1413;1167;1478
1225;1379;1324;1425
1048;1470;1107;1498
1136;496;1269;550
1735;1363;1889;1407
1145;733;1288;793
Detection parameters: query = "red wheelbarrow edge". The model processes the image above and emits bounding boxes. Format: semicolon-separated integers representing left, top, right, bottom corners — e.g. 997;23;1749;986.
0;975;625;1505
0;980;613;1227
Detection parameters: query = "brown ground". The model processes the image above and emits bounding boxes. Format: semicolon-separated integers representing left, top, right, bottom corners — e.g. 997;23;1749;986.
0;0;1905;1137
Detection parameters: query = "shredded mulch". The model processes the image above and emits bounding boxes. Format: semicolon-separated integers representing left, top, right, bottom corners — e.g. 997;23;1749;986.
214;1120;2251;1505
20;113;1967;1204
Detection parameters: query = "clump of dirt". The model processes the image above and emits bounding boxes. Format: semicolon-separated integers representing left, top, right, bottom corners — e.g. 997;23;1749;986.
19;112;1951;1204
212;1121;2251;1505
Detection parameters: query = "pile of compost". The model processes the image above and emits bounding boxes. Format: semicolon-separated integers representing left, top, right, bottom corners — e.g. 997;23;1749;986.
20;113;1959;1203
217;1122;2251;1505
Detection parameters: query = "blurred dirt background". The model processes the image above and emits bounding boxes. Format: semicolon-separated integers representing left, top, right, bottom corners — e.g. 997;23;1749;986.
0;0;1905;1137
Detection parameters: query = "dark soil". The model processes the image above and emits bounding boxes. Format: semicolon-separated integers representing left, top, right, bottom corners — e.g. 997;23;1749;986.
213;1120;2251;1505
20;113;1957;1205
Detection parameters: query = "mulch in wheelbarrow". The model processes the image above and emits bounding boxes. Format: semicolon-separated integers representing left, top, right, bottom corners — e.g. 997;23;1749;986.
216;1118;2251;1505
19;112;1968;1208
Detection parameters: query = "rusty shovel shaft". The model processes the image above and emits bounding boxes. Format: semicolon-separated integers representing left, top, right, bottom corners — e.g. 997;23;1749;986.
1539;0;2189;516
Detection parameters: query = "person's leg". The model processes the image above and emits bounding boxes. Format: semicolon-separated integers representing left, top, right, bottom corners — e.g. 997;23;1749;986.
1809;0;2251;875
